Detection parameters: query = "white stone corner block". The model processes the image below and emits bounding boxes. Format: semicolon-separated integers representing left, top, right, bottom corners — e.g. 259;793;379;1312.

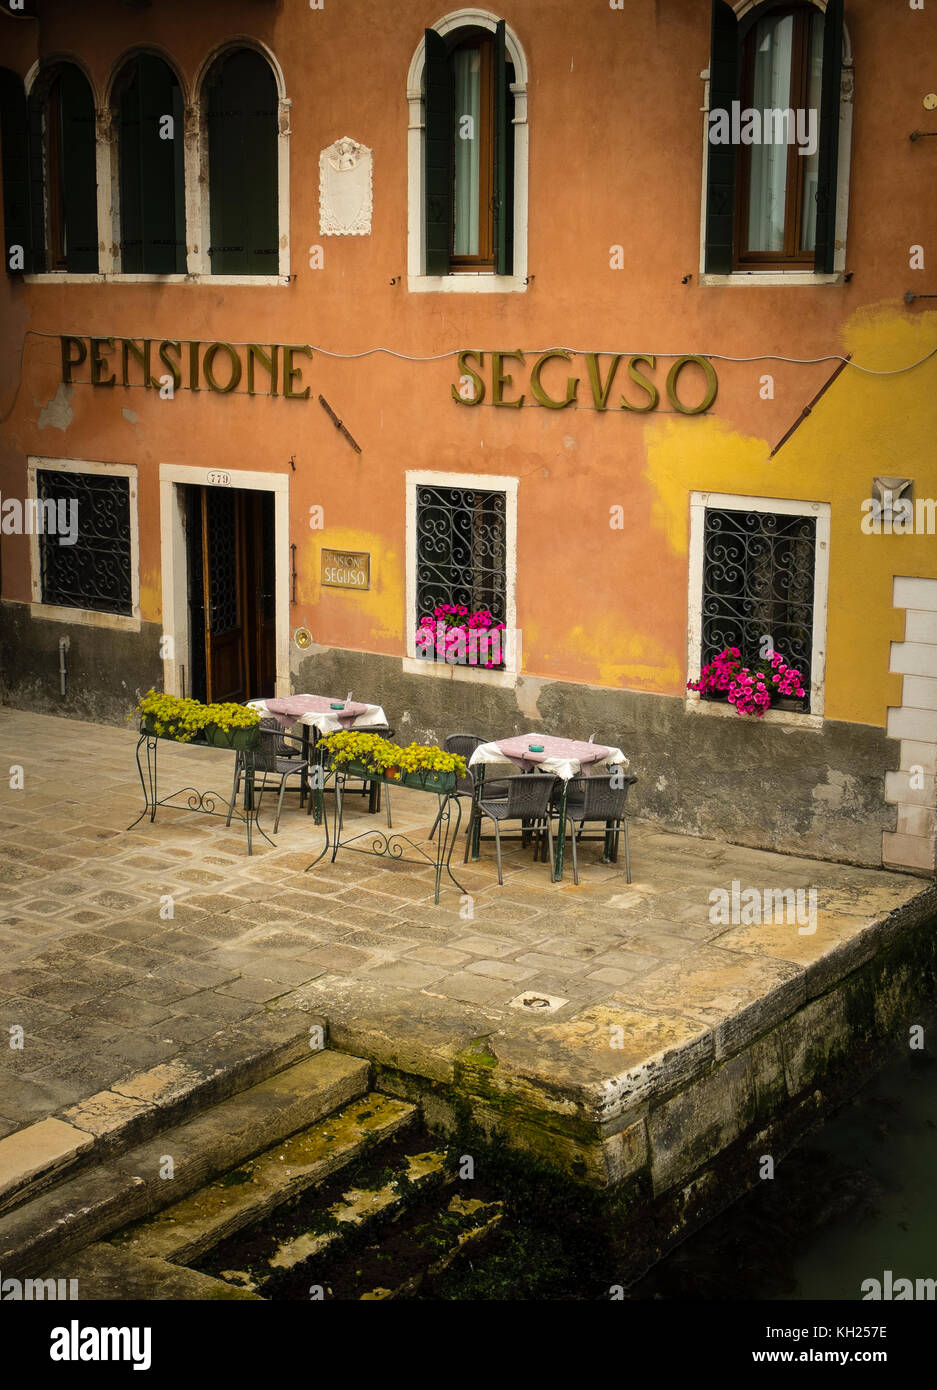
893;576;937;613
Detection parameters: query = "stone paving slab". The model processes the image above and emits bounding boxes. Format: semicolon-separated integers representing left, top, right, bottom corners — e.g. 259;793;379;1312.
0;707;934;1168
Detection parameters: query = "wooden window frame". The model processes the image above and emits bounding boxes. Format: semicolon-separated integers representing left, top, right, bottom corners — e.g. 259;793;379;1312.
734;3;820;271
448;34;494;273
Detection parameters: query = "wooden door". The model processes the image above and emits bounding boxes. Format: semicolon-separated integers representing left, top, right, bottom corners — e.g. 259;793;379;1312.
245;490;276;699
201;487;248;703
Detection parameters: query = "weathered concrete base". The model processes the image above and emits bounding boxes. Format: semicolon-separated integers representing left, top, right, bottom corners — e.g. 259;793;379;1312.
307;886;937;1274
0;600;162;727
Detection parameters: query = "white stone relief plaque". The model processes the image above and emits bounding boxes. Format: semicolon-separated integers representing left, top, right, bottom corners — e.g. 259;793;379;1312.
319;137;372;236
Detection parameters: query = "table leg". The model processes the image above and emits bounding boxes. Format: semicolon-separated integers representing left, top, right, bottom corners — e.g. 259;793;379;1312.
244;751;254;856
553;781;568;882
300;725;310;809
470;765;484;860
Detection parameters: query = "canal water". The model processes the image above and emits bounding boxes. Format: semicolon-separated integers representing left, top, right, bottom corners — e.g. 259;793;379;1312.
624;1024;937;1301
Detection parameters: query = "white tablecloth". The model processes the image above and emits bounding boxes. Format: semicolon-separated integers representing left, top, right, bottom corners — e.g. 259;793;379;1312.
469;733;629;783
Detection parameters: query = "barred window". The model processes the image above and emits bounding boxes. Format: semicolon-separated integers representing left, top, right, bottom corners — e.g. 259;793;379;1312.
414;483;507;666
37;469;132;615
701;505;816;708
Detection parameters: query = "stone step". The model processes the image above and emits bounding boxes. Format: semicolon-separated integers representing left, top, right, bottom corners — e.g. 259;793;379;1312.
40;1241;264;1301
255;1148;452;1287
108;1092;418;1266
0;1049;368;1278
0;1009;328;1217
355;1194;504;1300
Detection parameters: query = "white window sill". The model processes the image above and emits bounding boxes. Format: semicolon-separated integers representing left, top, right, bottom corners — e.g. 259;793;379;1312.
30;602;141;633
402;656;518;689
685;693;823;731
22;273;291;287
699;270;846;288
408;273;527;294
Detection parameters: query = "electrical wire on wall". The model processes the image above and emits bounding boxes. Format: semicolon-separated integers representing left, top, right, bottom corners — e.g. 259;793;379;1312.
1;327;936;427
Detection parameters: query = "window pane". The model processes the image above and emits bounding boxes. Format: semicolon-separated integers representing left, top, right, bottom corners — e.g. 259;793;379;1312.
701;508;815;708
452;47;481;256
416;486;506;620
746;14;793;253
800;10;824;252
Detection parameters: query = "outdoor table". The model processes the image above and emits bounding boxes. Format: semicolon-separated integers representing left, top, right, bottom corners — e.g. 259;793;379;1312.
468;734;630;881
249;694;389;818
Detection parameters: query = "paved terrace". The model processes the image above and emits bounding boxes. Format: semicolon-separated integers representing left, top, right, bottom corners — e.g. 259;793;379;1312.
0;709;932;1172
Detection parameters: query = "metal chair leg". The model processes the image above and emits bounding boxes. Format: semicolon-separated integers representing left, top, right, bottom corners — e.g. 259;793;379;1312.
274;775;290;835
545;817;555;879
494;820;503;886
569;816;579;885
624;820;632;883
226;753;242;827
463;808;477;862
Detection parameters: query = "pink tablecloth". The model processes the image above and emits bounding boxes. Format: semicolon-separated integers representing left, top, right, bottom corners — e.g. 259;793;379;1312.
493;734;612;770
264;695;370;730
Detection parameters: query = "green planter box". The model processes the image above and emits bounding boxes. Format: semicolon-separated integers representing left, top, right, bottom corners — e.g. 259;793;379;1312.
401;768;456;792
331;758;455;792
203;723;261;751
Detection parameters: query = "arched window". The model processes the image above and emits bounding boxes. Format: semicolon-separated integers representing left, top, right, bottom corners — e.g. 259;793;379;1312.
113;53;185;274
705;0;846;275
423;20;514;275
203;48;279;276
28;63;99;273
0;66;31;275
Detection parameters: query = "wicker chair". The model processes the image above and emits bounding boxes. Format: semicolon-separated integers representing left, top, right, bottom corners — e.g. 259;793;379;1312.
226;717;308;835
554;773;638;884
465;773;556;885
428;734;508;841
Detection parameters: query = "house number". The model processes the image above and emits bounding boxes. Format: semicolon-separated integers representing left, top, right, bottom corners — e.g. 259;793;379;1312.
207;472;231;486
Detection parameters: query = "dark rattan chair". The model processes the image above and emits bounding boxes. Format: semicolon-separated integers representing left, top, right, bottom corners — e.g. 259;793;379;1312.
428;734;508;840
227;716;308;835
555;773;638;884
465;773;556;885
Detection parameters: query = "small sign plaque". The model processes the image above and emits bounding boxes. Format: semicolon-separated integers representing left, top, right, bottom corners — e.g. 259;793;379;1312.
321;549;370;590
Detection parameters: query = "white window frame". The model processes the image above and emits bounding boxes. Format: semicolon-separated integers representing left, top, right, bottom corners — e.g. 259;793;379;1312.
404;469;519;688
698;0;854;288
406;9;529;294
27;456;140;632
158;463;291;700
686;491;830;729
23;41;290;286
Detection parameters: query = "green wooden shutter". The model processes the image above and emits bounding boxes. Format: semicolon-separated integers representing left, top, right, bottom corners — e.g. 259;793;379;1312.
60;65;98;273
814;0;844;275
118;62;143;271
26;86;45;271
0;68;33;274
120;55;184;274
703;0;739;275
423;27;452;276
493;18;510;276
209;51;278;276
